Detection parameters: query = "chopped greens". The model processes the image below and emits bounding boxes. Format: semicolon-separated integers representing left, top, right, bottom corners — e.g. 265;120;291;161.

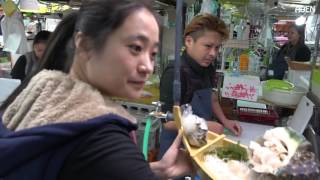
207;142;248;162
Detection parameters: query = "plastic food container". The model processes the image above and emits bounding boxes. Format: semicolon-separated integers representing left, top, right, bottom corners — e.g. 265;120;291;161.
262;80;307;106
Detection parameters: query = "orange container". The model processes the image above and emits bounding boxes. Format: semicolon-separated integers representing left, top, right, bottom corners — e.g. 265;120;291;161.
239;54;249;71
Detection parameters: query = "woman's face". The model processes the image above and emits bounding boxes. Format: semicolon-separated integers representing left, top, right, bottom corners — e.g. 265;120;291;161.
288;27;300;45
33;42;47;60
80;9;159;99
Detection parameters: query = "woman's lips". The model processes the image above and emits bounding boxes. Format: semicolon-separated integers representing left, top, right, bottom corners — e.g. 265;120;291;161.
128;80;145;88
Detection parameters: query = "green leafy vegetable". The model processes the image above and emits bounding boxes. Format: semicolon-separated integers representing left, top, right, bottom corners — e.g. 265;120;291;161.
285;127;305;145
207;142;248;162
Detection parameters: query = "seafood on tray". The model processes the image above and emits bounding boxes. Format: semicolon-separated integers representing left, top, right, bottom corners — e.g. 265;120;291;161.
204;142;252;180
204;154;252;180
181;104;208;147
178;104;319;180
197;127;319;180
249;127;320;178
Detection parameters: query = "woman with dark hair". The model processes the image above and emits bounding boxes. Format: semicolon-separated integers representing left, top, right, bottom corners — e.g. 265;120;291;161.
0;0;192;179
11;30;51;81
273;24;311;80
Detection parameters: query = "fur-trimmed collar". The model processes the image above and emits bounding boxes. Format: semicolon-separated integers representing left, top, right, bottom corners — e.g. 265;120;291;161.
3;70;136;131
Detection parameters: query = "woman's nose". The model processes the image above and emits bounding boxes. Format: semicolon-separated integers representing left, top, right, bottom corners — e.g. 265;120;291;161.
138;55;154;74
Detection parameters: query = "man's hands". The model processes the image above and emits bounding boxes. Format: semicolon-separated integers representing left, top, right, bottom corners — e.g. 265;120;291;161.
222;119;242;136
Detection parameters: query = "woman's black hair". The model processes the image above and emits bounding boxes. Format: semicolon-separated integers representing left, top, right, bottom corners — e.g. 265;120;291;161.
0;0;157;112
33;30;51;46
289;24;306;45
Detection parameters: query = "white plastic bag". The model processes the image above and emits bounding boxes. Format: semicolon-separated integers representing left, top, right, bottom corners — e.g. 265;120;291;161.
1;12;29;54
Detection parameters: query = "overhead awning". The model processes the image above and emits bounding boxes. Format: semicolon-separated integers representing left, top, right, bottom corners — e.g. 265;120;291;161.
19;0;70;13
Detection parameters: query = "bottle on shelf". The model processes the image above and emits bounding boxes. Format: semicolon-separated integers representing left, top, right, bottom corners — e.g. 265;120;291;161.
239;51;249;71
232;57;240;76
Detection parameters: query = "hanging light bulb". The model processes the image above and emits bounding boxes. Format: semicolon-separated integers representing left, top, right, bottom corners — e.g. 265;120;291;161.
295;16;306;26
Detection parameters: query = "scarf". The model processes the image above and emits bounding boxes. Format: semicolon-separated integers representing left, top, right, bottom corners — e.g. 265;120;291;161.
3;70;136;131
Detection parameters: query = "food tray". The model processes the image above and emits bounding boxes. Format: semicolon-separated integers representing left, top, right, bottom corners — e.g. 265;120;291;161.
191;133;248;180
173;106;248;180
237;107;279;126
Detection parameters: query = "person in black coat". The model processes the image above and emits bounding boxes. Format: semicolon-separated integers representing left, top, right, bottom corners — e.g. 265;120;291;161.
159;15;242;170
10;30;51;81
273;24;311;80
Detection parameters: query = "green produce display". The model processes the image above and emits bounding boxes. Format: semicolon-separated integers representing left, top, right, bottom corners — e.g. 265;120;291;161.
263;79;294;92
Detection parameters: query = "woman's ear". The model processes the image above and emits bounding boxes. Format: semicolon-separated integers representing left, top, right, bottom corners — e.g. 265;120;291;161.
74;32;93;60
184;35;194;49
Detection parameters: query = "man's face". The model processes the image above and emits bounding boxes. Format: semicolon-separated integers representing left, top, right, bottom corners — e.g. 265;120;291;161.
185;31;222;67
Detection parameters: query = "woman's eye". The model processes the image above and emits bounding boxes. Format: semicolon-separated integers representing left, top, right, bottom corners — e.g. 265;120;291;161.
129;45;142;54
151;52;158;61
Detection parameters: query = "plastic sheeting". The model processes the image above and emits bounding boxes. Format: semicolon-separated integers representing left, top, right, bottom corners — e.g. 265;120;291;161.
1;12;29;54
199;0;219;16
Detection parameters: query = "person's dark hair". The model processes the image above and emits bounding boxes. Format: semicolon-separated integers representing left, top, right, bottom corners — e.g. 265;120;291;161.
289;24;306;45
33;30;51;46
0;0;157;112
184;14;229;41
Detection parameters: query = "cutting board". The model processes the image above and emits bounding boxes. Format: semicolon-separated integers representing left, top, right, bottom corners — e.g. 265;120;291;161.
228;96;314;145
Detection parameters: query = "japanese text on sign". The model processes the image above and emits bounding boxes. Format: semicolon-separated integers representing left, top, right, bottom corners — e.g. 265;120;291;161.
222;75;260;101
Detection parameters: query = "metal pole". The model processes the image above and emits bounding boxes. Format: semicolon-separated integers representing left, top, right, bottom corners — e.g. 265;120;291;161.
311;22;320;66
173;0;183;105
310;0;320;92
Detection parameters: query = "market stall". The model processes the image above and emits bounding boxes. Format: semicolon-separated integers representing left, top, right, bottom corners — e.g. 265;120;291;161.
168;0;320;179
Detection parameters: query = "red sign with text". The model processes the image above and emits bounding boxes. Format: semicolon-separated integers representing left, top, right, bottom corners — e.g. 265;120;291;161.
222;75;260;101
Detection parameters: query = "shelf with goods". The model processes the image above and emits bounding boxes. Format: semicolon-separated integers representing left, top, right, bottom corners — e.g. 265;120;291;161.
213;0;267;75
217;40;249;73
212;4;270;113
217;38;267;75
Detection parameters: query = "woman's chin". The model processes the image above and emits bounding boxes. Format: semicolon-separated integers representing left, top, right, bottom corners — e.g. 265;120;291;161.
124;91;142;100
